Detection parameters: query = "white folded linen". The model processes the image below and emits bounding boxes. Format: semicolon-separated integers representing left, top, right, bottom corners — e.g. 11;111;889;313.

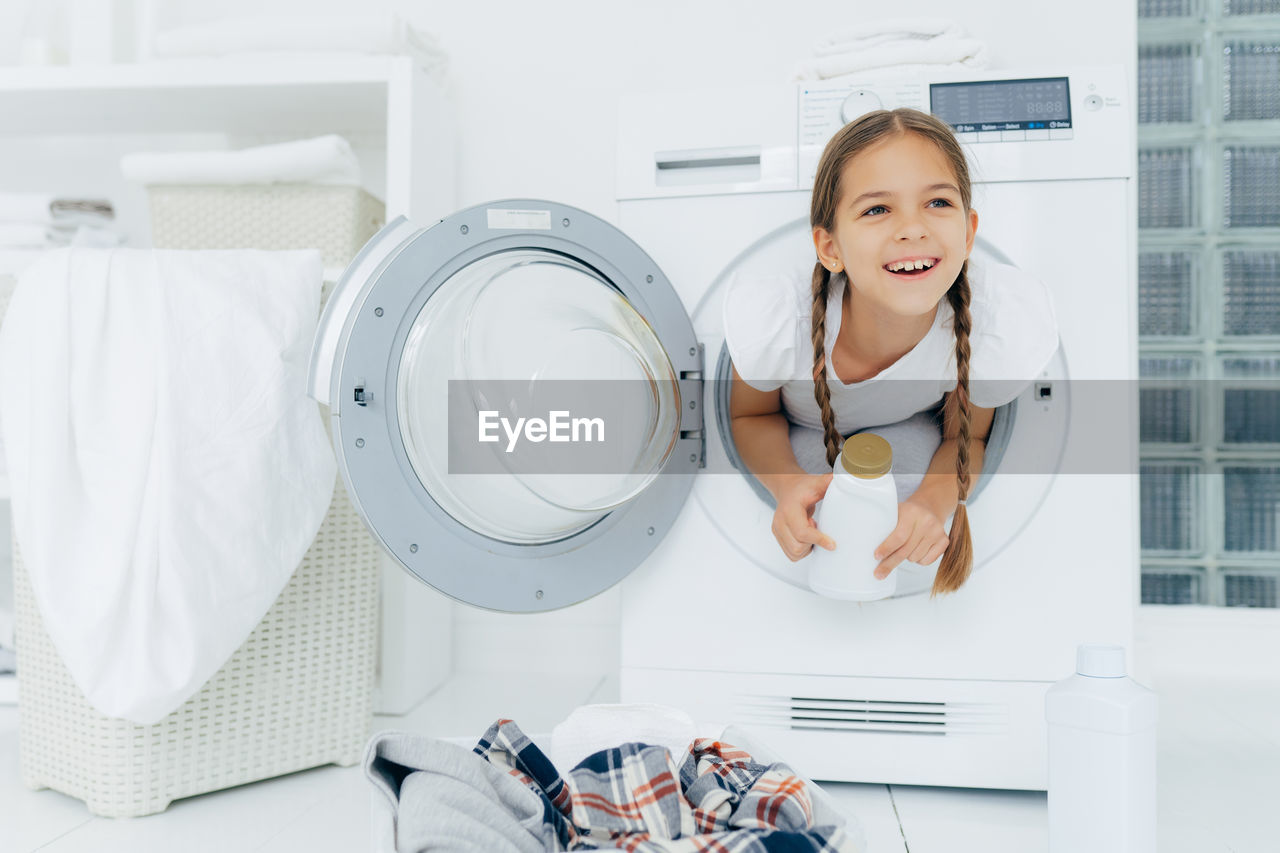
153;13;448;74
120;135;361;186
794;17;988;81
812;17;964;55
47;212;115;231
550;703;698;771
796;37;988;81
0;247;336;723
0;193;53;224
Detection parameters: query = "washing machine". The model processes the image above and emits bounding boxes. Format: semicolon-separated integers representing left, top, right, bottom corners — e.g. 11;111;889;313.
615;67;1137;790
308;65;1135;792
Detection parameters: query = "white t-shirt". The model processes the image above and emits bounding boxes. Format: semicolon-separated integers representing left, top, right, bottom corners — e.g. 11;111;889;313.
722;258;1059;435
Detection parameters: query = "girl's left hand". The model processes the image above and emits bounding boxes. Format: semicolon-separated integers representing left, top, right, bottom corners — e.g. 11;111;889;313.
872;498;951;580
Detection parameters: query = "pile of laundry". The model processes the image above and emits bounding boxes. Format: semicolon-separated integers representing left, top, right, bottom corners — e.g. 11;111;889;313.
366;717;864;852
794;17;989;81
0;192;123;249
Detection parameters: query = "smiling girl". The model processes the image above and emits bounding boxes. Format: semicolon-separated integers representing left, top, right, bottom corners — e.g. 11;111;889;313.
726;108;1058;597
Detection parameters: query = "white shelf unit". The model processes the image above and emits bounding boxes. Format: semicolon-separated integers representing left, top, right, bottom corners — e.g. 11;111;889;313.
0;55;456;715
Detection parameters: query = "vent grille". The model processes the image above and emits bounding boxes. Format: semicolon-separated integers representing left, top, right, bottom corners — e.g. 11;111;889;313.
735;694;1009;736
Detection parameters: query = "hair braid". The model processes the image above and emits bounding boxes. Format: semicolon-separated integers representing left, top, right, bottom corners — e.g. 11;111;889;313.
810;264;841;467
932;263;975;597
806;107;982;593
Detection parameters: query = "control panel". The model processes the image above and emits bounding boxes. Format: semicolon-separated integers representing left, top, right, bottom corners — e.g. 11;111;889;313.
798;66;1129;186
615;66;1129;202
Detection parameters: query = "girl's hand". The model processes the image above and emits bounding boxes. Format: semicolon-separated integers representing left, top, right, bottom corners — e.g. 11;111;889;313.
873;497;951;579
771;473;837;562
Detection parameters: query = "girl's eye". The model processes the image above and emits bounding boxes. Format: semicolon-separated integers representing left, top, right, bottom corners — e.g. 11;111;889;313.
928;198;952;208
863;205;888;216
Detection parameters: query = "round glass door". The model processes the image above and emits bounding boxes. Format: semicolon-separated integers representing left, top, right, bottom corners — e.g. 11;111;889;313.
396;249;681;544
312;200;702;612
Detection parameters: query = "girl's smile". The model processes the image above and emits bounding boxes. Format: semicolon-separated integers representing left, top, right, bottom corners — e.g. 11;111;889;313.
882;256;941;278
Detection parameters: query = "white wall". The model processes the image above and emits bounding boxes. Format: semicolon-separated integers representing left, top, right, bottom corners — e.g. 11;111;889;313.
8;0;1138;683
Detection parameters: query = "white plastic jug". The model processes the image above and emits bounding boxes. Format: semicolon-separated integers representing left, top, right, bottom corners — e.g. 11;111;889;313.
807;433;899;601
1044;643;1158;853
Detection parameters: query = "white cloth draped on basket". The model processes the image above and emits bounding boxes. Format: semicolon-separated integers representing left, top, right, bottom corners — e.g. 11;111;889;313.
0;247;336;724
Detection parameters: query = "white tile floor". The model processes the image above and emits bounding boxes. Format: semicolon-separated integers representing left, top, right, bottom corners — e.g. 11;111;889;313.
4;669;1279;852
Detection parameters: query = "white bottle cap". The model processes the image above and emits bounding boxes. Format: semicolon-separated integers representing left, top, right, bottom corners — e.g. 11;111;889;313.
1076;643;1127;678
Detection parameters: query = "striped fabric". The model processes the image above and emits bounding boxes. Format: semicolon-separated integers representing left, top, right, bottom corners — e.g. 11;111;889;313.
474;719;859;852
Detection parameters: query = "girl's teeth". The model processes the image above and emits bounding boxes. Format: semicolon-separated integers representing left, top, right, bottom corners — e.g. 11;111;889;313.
887;259;935;272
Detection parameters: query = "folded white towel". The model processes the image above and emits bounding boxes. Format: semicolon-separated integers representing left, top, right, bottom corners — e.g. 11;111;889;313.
550;703;698;771
47;212;114;231
812;18;964;55
120;135;361;187
0;193;53;224
795;16;988;82
795;36;989;81
0;247;335;723
153;13;448;74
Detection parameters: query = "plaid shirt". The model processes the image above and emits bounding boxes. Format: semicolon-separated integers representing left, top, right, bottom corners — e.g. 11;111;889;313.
473;719;860;852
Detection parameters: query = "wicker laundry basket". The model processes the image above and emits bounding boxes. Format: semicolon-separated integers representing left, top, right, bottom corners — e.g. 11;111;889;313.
147;183;385;270
11;185;385;817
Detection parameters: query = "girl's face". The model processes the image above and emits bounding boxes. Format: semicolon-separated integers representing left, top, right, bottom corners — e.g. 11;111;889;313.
814;132;978;319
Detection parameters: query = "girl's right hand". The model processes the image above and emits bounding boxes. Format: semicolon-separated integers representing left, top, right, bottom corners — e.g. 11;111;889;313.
770;472;837;562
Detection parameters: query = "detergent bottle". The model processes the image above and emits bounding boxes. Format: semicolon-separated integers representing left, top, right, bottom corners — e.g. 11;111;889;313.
807;433;899;601
1044;643;1158;853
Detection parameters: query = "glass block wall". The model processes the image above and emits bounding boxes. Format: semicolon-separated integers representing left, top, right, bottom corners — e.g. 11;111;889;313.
1138;0;1280;606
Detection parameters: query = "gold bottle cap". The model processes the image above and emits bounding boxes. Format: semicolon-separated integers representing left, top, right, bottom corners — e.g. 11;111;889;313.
840;432;892;479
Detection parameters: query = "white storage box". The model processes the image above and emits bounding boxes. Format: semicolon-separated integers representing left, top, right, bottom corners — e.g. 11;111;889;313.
11;184;385;817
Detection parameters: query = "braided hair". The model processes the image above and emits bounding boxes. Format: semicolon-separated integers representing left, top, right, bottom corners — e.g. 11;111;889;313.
808;108;976;597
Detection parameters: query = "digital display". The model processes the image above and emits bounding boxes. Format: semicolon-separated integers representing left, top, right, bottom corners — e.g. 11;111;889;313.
930;77;1072;133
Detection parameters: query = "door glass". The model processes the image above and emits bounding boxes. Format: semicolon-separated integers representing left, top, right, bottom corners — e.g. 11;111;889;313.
396;249;680;544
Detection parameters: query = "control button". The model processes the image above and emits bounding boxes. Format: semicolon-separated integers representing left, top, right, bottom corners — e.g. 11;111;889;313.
1001;130;1026;142
1050;128;1074;140
956;132;978;143
1025;129;1050;141
840;90;883;123
977;131;1002;142
1084;94;1104;111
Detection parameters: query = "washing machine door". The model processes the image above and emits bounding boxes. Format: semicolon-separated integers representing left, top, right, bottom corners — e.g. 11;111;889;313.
309;200;703;612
